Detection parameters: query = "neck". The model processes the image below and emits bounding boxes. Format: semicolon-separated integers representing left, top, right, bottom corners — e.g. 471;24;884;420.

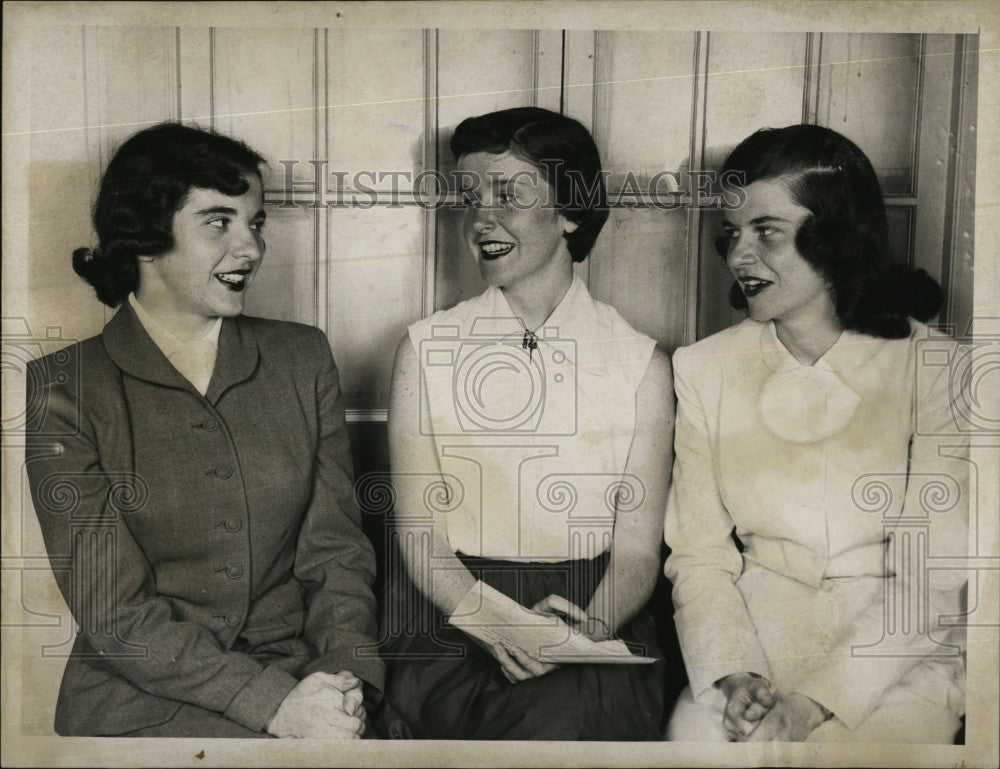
774;314;842;366
501;264;574;331
133;290;216;342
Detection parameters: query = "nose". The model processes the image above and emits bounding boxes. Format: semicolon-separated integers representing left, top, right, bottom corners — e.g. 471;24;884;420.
470;204;497;234
726;236;757;271
232;224;265;261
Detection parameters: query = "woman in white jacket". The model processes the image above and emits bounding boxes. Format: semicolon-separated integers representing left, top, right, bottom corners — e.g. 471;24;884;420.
664;124;967;743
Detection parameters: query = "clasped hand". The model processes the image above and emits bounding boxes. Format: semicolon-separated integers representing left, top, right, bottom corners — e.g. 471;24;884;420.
490;595;602;684
718;673;828;742
266;670;366;739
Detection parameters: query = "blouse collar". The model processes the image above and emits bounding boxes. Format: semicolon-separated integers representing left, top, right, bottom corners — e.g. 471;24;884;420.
759;320;880;374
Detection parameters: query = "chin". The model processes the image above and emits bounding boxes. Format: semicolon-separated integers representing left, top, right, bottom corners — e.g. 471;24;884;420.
477;262;508;286
746;305;775;323
214;301;246;318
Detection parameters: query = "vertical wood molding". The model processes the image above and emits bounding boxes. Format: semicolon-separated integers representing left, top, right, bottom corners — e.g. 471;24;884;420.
315;28;329;333
590;31;607;150
533;30;563;111
942;34;977;336
422;28;439;318
81;27;101;170
561;30;597;134
689;31;710;344
913;34;957;319
208;27;216;131
802;32;823;124
908;34;928;200
531;30;541;107
176;27;212;123
174;28;183;119
587;31;612;289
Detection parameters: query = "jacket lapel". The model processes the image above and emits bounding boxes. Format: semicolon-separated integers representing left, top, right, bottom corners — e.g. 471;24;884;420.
205;316;259;405
102;304;260;404
102;303;198;394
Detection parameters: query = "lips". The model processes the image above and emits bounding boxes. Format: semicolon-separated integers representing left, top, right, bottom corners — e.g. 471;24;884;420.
478;240;515;260
214;268;252;292
738;276;773;298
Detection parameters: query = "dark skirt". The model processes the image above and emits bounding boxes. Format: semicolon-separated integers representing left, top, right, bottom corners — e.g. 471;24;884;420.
373;551;665;740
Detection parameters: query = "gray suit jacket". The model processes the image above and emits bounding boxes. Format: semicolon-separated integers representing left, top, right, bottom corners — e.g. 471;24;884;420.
25;305;384;735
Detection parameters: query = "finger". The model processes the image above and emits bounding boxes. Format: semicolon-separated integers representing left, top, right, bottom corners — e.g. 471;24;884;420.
750;681;775;708
744;711;777;742
314;670;360;692
504;643;549;677
724;714;753;740
744;700;772;722
537;595;589;625
343;686;364;716
493;644;531;682
325;708;365;734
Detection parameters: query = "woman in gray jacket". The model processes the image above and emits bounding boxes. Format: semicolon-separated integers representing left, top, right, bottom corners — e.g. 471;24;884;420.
25;123;383;738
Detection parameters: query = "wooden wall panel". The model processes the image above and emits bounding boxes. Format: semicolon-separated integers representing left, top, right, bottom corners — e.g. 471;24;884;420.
177;28;213;123
563;31;597;134
590;208;692;351
326;29;426;192
817;33;921;196
586;32;697;350
17;25;976;412
593;32;697;190
433;30;541;312
242;204;316;327
26;27;101;338
697;32;810;339
326;207;426;412
212;28;317;182
82;26;178;167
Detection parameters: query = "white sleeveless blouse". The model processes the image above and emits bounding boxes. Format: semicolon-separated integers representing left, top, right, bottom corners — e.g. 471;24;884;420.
407;275;655;562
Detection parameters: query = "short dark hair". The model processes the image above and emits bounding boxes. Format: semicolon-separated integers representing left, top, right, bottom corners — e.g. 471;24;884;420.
73;122;266;307
720;124;942;339
450;107;608;262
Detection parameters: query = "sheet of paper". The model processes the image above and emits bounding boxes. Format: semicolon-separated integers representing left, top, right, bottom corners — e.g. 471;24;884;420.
448;581;657;664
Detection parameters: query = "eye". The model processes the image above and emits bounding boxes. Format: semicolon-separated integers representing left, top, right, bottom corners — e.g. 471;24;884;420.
251;219;266;233
207;217;229;230
756;225;778;239
461;192;479;209
714;227;738;258
497;192;515;207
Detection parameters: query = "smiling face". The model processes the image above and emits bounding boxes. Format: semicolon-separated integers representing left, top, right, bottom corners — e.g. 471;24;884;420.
457;151;577;290
136;174;265;336
721;178;835;331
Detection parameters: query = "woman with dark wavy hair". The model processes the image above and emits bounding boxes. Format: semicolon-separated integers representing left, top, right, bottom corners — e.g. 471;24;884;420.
376;107;674;739
26;122;382;738
664;124;967;742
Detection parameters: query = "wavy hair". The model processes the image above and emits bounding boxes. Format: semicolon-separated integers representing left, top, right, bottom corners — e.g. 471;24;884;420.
73;122;265;307
450;107;608;263
720;124;942;338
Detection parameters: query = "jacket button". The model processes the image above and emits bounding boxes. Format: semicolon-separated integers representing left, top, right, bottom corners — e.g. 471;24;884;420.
225;612;241;627
226;563;244;579
202;416;220;432
215;464;233;479
223;518;242;532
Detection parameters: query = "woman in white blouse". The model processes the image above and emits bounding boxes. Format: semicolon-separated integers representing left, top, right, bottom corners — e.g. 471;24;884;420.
375;107;675;739
664;124;968;743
